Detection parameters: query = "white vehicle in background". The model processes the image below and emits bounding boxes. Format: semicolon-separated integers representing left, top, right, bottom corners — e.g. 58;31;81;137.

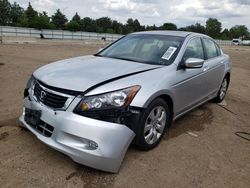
231;39;242;45
242;40;250;46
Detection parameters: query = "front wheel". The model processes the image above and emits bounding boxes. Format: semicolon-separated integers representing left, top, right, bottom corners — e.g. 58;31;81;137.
213;76;229;103
134;98;170;150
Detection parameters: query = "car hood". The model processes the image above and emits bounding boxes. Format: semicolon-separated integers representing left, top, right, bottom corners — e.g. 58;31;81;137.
33;55;162;92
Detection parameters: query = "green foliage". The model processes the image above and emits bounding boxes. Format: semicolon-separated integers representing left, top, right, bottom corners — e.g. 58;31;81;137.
125;18;142;33
79;17;96;32
29;12;55;29
51;9;68;29
10;2;24;25
96;17;112;33
146;24;158;31
160;23;177;30
0;0;11;25
106;28;114;34
25;2;37;20
111;20;123;34
66;20;80;31
72;12;81;24
17;13;29;27
179;23;206;34
220;29;231;40
206;18;222;38
0;0;249;39
229;25;249;39
17;3;54;30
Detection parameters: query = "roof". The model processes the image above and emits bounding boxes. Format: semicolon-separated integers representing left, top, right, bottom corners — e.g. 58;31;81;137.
131;30;203;38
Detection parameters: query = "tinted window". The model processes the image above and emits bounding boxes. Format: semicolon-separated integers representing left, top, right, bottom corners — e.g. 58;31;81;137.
203;38;218;59
183;38;204;61
98;34;184;65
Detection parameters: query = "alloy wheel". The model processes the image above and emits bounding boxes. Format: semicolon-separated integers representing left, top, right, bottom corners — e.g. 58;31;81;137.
144;106;167;144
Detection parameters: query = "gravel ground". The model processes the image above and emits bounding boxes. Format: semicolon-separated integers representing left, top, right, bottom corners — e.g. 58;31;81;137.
0;40;249;188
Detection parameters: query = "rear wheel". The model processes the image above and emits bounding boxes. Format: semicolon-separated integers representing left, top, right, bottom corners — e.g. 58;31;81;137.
134;98;170;150
213;76;229;103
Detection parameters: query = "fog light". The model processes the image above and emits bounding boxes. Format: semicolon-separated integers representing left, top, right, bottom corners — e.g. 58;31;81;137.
87;140;98;150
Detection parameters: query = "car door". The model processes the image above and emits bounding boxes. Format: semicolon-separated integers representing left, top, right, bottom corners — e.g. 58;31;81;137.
202;38;225;96
173;37;208;116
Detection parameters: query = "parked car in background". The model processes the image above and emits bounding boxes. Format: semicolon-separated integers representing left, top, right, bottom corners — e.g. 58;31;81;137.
20;31;231;173
242;40;250;46
232;38;242;45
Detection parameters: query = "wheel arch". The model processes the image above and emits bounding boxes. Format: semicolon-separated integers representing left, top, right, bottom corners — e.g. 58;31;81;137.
225;72;230;84
142;90;174;127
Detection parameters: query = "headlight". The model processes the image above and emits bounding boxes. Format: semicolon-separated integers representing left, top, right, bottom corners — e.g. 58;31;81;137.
26;75;35;89
75;85;141;112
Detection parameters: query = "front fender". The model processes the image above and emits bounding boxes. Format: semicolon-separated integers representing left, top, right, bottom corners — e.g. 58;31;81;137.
140;89;174;109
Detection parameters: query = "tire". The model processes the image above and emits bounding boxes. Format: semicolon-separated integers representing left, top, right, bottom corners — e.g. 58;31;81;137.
213;76;229;103
134;98;171;150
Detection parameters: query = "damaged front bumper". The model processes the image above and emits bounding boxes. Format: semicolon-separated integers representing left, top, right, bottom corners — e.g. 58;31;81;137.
19;96;135;173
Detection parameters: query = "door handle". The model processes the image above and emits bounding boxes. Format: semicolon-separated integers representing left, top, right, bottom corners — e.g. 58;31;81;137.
203;66;209;72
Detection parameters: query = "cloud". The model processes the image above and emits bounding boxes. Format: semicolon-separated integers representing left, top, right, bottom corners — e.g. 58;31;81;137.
230;0;250;5
8;0;250;29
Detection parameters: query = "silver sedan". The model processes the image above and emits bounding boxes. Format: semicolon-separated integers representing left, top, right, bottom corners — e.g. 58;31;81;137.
20;31;231;173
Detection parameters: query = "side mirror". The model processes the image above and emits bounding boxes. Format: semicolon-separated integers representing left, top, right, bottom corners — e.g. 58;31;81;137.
98;48;103;52
184;58;204;68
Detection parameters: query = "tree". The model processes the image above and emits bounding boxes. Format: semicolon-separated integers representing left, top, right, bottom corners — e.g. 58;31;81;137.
66;20;80;31
133;19;142;31
29;12;55;29
96;17;112;33
72;12;81;24
106;28;114;33
25;2;37;21
51;9;68;29
146;24;158;31
0;0;11;25
206;18;222;38
125;18;134;33
17;13;29;27
1;1;250;38
112;20;123;34
184;23;206;34
161;23;177;30
229;25;249;39
125;18;142;33
220;29;231;40
80;17;96;32
10;2;24;25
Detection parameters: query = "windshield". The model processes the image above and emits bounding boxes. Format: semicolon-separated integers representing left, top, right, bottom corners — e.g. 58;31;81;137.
97;34;184;65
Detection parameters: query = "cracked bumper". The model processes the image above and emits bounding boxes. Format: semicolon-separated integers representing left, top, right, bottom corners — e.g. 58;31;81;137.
19;97;135;173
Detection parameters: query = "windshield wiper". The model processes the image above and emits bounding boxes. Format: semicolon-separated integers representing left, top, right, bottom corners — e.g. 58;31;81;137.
109;56;139;63
94;54;102;57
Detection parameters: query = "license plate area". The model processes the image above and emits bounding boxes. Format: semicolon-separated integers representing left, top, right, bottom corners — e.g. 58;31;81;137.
24;108;41;127
24;108;54;137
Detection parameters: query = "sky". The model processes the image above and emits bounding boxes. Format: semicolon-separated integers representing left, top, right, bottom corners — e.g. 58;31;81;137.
9;0;250;29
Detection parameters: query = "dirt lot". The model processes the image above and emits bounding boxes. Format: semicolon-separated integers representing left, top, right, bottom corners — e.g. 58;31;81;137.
0;40;249;188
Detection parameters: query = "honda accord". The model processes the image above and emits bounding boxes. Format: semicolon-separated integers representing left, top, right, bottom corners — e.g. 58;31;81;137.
19;31;231;173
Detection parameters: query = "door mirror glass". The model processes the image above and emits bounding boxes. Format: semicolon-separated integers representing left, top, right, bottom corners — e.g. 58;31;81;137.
184;58;204;68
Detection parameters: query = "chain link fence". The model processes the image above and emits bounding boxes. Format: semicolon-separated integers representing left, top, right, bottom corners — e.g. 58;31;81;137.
0;26;123;42
1;26;235;45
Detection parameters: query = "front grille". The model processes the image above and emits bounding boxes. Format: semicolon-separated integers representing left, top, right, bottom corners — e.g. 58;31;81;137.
34;83;68;109
31;119;54;137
